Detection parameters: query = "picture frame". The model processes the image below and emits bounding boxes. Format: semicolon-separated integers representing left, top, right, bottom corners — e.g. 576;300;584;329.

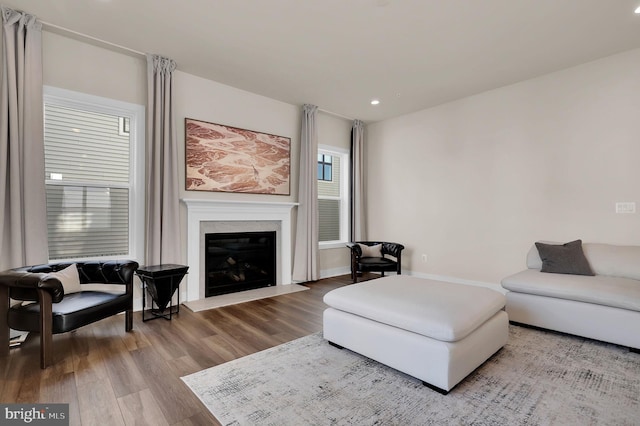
185;118;291;195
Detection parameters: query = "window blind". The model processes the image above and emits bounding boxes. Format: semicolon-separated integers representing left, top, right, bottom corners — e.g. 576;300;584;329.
318;199;340;242
44;104;130;259
44;105;129;183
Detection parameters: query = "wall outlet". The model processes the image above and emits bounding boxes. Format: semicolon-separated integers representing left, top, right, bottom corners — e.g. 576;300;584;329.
421;254;427;263
615;202;636;214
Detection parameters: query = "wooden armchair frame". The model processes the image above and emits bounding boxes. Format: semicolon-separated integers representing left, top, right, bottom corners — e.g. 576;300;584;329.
0;260;138;368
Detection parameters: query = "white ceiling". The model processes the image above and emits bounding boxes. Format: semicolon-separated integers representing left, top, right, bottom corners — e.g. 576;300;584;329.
5;0;640;122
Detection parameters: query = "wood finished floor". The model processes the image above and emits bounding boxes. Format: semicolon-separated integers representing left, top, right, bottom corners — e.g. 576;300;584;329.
0;274;372;425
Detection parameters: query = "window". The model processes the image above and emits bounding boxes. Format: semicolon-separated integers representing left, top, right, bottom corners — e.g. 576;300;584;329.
318;146;349;247
317;154;332;181
43;87;144;261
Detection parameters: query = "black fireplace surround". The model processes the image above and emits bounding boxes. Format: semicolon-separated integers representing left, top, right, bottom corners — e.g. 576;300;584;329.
205;231;276;297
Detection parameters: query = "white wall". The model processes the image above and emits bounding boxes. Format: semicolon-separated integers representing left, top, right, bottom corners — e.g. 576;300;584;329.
43;32;146;106
174;72;300;204
43;29;640;291
367;49;640;289
41;31;351;280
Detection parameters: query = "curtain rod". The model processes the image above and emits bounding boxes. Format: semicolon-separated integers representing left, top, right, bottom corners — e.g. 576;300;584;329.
41;20;145;57
39;19;358;122
318;108;354;122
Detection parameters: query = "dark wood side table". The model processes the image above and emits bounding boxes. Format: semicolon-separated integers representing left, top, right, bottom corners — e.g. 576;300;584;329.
136;264;189;321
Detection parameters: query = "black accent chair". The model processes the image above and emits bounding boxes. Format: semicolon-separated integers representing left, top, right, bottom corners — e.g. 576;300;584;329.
347;241;405;283
0;260;138;368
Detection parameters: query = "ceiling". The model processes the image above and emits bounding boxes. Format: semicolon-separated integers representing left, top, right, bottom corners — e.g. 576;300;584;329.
5;0;640;122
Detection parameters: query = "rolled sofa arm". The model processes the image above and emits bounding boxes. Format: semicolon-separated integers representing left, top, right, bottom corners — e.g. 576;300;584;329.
346;243;363;257
382;243;405;258
0;271;64;303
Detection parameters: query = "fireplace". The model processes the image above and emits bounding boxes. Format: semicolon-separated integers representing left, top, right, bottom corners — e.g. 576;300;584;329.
205;231;276;297
182;199;297;302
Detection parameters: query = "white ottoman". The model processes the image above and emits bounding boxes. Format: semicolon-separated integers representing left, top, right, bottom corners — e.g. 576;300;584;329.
323;275;508;394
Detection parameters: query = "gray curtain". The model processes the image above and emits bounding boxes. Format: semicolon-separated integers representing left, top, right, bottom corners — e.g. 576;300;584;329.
292;104;319;282
0;6;48;270
145;54;180;265
351;120;366;241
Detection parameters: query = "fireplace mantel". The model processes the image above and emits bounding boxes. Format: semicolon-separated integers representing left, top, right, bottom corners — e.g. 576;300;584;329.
181;199;298;302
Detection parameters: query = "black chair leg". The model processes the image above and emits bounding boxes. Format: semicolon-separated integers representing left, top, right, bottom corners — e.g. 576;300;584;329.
125;310;133;332
0;286;9;359
38;289;53;369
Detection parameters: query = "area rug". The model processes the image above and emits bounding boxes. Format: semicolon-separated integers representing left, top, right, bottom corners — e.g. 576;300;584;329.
182;326;640;425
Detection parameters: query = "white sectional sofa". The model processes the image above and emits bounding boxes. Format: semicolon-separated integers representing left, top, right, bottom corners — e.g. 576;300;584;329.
501;242;640;351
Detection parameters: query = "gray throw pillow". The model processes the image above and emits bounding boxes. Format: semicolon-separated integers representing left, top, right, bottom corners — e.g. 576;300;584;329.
535;240;595;276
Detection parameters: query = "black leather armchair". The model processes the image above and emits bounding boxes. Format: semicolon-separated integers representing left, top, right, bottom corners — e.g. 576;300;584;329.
0;260;138;368
347;241;405;283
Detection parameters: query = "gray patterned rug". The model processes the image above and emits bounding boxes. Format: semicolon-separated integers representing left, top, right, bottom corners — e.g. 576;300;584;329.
181;326;640;425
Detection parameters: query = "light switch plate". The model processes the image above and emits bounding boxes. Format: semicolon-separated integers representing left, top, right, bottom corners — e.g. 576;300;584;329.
615;202;636;214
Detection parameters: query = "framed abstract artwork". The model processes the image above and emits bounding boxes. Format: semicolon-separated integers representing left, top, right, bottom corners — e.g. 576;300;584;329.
185;118;291;195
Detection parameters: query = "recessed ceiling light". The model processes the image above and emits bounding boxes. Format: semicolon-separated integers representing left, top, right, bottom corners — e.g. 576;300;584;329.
371;99;380;105
635;6;640;13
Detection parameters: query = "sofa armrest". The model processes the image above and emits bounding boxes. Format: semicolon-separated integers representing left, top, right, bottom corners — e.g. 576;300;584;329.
0;270;64;303
382;243;405;259
346;243;363;258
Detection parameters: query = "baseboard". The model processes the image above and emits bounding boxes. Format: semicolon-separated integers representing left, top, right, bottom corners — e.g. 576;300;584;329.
320;266;351;280
133;297;143;312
